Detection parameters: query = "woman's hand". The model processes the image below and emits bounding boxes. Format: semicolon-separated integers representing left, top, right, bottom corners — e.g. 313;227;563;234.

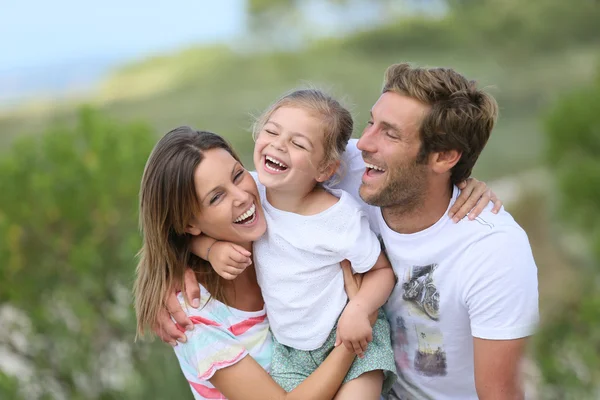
448;177;502;223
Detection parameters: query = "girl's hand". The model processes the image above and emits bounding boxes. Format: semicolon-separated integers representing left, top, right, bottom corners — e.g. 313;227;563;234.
207;241;252;280
449;177;502;223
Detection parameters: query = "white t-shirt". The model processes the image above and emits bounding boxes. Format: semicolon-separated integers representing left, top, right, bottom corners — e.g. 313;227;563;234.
337;140;539;400
252;173;381;350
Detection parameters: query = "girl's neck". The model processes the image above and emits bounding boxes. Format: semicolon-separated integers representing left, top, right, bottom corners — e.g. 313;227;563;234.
265;183;318;214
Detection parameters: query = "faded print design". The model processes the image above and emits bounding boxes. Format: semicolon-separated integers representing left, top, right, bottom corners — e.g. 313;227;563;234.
402;264;439;321
413;324;447;377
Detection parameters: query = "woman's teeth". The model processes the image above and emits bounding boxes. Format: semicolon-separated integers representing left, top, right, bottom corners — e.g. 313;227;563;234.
234;204;256;223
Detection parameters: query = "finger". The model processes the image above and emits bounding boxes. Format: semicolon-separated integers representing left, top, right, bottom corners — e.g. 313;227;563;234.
334;329;341;347
229;251;251;265
448;178;474;220
352;342;363;358
228;258;251;270
221;271;239;280
490;191;502;214
468;188;492;220
165;290;192;331
155;308;186;345
344;341;354;354
184;268;200;308
231;243;252;258
453;182;487;222
360;339;369;355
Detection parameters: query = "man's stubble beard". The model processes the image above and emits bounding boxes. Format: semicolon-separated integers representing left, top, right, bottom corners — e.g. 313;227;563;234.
360;161;429;214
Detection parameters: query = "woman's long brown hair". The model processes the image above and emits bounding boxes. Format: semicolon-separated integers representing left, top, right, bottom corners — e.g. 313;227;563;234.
133;127;240;338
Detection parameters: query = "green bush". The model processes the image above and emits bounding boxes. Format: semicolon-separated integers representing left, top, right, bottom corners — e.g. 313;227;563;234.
534;68;600;398
0;108;192;399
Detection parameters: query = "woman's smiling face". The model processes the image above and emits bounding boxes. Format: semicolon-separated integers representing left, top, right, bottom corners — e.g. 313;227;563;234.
187;148;266;244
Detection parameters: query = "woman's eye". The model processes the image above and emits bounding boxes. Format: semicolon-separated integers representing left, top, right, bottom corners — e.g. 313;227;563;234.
234;170;244;181
210;193;222;204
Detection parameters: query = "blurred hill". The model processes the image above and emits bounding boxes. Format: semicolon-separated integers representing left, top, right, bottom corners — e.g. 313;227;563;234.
1;0;598;179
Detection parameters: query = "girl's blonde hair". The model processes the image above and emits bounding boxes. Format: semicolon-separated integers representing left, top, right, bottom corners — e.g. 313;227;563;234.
133;127;239;338
252;88;354;171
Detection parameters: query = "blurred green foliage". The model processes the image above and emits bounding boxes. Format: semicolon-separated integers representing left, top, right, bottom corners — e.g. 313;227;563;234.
534;68;600;398
0;0;599;398
0;108;192;398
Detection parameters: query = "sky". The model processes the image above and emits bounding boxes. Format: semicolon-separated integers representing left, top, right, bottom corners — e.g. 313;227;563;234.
0;0;245;72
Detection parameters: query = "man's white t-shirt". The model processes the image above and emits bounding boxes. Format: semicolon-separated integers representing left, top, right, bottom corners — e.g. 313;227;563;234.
336;140;539;400
251;172;381;351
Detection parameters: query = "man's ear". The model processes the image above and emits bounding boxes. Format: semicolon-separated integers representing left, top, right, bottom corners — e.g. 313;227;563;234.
316;159;340;183
430;150;462;175
185;218;202;236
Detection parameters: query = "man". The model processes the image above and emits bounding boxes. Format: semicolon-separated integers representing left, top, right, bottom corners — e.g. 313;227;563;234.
156;63;539;399
335;63;538;399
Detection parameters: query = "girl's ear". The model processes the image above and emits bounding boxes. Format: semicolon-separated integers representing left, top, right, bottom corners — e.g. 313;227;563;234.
316;159;340;183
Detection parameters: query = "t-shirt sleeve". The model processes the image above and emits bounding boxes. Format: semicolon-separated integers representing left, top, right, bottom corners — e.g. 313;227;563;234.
461;228;539;340
337;205;382;274
174;316;249;381
331;139;365;203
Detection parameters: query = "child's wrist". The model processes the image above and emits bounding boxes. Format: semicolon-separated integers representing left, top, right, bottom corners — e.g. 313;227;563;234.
206;240;219;261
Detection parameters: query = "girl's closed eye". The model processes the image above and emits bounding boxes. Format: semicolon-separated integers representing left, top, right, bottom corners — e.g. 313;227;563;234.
265;129;278;136
292;141;306;150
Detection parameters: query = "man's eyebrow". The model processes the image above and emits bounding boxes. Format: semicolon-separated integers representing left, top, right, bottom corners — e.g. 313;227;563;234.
370;111;402;133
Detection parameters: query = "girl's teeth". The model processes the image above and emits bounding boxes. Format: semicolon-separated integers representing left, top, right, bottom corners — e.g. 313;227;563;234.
266;155;288;168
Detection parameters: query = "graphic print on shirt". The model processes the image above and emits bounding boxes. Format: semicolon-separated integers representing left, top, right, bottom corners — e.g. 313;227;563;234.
402;264;439;320
400;264;447;378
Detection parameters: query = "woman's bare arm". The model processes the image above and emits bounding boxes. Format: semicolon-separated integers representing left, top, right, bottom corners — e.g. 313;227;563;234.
210;345;355;400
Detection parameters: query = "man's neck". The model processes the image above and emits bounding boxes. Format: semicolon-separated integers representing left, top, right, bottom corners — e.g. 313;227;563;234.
382;182;454;234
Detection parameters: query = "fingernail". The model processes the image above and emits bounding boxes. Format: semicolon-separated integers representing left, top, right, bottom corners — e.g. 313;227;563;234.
448;212;454;218
192;298;200;308
452;217;459;223
177;336;187;344
186;324;194;331
468;214;474;220
170;341;177;347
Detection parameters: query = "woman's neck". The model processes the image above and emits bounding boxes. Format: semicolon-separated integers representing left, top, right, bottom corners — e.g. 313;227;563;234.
223;264;264;312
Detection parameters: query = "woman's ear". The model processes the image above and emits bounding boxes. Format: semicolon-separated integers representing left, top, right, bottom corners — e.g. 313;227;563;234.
316;159;340;183
185;218;202;236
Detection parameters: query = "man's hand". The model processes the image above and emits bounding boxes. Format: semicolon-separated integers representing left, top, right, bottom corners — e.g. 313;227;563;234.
208;241;252;280
151;267;200;346
335;301;373;358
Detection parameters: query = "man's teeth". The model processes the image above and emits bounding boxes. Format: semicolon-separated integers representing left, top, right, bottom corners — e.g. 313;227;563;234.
365;163;385;172
234;204;256;223
266;155;288;168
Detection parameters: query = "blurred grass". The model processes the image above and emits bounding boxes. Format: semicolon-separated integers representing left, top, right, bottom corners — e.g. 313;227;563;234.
0;22;597;179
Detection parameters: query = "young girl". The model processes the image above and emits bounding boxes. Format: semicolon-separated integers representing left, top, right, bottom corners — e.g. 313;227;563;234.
194;89;399;398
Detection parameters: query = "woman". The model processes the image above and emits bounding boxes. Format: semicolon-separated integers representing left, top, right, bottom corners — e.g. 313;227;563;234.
134;127;499;400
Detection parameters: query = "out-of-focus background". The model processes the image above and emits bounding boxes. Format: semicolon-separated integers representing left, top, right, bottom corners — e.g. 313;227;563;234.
0;0;599;398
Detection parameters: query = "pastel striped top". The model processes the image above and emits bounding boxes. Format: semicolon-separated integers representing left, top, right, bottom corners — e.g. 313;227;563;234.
173;284;273;400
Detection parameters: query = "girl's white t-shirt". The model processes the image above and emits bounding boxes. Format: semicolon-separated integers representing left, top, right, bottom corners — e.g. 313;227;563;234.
251;172;381;350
